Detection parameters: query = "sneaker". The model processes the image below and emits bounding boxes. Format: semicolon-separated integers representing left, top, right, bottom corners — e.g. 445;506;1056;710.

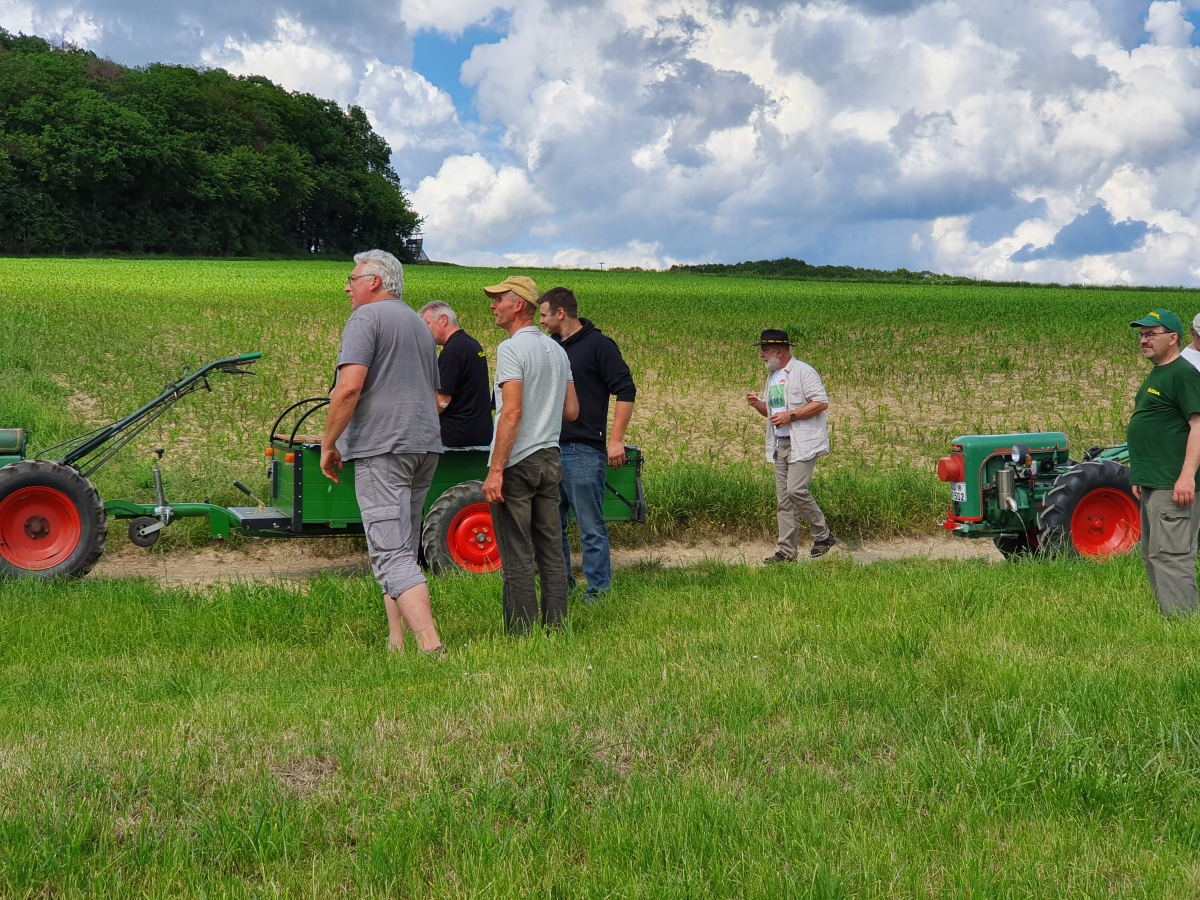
763;551;795;564
583;589;609;606
810;536;838;558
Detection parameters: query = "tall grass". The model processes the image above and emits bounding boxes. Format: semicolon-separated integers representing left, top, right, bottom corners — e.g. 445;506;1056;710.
0;258;1183;537
645;464;944;538
1;555;1198;895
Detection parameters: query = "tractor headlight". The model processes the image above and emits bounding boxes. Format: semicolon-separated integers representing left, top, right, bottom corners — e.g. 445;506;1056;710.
1010;444;1031;466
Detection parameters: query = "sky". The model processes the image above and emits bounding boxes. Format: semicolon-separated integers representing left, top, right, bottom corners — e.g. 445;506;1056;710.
5;0;1200;283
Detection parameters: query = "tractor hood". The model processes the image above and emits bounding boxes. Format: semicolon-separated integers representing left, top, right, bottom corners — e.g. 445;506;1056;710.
944;432;1069;522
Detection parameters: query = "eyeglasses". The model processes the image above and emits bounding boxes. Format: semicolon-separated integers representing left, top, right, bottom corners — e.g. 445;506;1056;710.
1139;330;1170;341
347;274;375;284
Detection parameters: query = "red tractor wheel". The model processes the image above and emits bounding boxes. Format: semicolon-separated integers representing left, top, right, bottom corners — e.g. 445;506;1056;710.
0;461;107;579
421;480;502;576
1038;460;1140;559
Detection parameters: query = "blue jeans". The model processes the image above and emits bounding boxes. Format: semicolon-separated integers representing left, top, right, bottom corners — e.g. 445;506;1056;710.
559;442;612;596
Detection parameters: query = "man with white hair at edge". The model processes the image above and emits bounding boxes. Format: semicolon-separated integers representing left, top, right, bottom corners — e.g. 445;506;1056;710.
1181;312;1200;375
321;249;446;656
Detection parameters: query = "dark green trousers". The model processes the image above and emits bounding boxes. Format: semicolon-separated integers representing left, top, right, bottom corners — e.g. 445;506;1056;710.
1140;488;1200;617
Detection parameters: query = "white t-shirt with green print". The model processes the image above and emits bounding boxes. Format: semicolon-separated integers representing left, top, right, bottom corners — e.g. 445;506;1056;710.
767;368;790;437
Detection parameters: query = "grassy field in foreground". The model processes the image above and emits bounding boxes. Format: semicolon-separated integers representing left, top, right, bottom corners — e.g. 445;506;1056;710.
2;259;1197;539
4;556;1200;896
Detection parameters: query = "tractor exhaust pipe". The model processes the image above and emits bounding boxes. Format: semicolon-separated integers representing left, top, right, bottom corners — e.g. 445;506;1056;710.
995;467;1018;513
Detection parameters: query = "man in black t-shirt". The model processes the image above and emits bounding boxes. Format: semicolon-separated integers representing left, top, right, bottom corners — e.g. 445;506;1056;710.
420;301;494;447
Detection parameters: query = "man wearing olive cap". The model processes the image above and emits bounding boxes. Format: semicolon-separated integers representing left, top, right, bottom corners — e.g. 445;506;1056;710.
746;329;836;561
1128;308;1200;616
482;275;580;635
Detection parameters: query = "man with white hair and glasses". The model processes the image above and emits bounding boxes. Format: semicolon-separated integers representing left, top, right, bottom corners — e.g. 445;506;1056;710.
321;249;445;654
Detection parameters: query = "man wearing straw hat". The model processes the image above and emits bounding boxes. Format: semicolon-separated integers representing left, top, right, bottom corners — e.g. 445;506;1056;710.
482;275;580;634
746;329;837;562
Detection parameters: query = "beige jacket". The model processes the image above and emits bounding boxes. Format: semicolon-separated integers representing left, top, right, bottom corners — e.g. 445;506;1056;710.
764;357;830;464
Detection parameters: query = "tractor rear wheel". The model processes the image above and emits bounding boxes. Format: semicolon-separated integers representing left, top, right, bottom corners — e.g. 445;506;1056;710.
0;460;107;579
1037;460;1140;559
421;480;501;576
993;531;1040;559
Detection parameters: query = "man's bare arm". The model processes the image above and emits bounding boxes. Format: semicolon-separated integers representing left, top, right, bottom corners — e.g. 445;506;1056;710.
1172;413;1200;506
608;400;634;468
436;392;452;415
769;400;828;428
563;382;579;423
483;380;523;503
321;364;368;483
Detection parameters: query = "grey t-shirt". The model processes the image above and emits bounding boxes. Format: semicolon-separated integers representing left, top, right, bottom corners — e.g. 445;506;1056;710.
490;326;573;468
334;299;443;461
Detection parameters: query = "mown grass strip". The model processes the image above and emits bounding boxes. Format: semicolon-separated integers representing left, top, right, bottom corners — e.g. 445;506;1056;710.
0;556;1198;896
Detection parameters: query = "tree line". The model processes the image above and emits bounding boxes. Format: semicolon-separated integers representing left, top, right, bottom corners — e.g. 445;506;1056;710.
0;30;421;257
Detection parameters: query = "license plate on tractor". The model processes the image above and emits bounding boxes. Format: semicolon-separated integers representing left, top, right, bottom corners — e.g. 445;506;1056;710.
951;482;967;503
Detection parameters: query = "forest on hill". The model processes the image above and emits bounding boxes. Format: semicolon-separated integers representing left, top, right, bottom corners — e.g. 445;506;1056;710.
0;30;420;257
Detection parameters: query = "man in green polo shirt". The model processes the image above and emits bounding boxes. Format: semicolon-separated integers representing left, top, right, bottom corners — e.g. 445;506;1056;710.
1128;308;1200;616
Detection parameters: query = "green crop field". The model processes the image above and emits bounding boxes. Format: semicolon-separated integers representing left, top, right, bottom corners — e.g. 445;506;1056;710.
1;258;1193;542
4;555;1200;897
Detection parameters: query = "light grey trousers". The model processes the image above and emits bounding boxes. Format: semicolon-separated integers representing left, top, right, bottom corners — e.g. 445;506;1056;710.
774;437;831;558
1140;487;1200;617
354;451;439;598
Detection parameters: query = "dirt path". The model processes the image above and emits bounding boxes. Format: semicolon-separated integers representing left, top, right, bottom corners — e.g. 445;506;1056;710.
90;534;1000;586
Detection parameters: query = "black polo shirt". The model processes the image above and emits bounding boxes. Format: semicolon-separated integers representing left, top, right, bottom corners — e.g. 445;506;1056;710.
438;329;493;447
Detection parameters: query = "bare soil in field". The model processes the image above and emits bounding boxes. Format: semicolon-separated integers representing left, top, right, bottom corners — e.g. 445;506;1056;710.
89;533;1000;585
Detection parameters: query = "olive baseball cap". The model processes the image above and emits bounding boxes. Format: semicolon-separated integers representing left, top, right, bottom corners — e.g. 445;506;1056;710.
1130;308;1184;337
483;275;539;307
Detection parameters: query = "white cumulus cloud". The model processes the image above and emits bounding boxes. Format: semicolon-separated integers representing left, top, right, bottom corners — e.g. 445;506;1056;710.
412;152;553;255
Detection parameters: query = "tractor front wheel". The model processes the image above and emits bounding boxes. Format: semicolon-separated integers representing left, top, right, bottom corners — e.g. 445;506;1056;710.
0;460;107;579
421;480;501;576
1038;460;1140;559
993;531;1040;560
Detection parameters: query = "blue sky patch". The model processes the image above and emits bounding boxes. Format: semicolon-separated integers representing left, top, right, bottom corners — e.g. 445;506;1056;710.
1010;205;1152;262
411;24;503;122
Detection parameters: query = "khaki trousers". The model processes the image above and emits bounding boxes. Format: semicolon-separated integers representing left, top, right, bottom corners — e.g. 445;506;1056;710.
1140;487;1200;617
774;437;831;559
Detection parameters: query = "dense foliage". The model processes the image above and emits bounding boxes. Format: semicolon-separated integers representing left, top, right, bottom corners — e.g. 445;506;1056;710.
667;257;971;283
0;30;420;257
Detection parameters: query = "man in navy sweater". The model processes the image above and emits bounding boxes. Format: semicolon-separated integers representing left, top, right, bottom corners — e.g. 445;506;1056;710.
539;287;637;602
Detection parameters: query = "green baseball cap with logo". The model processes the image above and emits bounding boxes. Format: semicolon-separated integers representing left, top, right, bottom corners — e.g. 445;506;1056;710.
1130;308;1184;337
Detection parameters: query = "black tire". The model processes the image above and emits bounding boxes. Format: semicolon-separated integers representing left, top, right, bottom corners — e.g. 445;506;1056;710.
1037;459;1140;559
420;480;500;576
0;460;107;579
993;531;1040;560
128;516;161;548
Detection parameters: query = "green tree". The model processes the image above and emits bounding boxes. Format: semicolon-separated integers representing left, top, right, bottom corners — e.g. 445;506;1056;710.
0;31;422;257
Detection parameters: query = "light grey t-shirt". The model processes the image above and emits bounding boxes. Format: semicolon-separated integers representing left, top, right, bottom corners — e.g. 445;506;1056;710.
334;299;443;461
1183;347;1200;375
490;326;573;468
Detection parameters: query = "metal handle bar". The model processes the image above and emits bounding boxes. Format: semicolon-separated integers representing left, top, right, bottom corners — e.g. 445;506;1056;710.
42;353;261;475
290;400;330;445
268;397;329;446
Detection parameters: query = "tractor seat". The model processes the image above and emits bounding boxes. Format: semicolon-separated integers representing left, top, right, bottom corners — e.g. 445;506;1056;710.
273;433;324;445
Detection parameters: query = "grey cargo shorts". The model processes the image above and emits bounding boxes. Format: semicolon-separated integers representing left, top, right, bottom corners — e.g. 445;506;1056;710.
353;451;439;597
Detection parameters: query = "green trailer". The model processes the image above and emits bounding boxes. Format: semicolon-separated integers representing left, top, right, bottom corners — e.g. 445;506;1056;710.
0;354;645;579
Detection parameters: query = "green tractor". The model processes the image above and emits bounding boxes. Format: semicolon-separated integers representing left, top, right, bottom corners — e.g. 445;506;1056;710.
937;432;1139;559
0;354;645;579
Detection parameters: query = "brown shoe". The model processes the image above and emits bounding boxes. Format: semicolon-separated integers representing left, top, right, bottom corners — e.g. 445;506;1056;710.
810;537;838;558
763;551;795;564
